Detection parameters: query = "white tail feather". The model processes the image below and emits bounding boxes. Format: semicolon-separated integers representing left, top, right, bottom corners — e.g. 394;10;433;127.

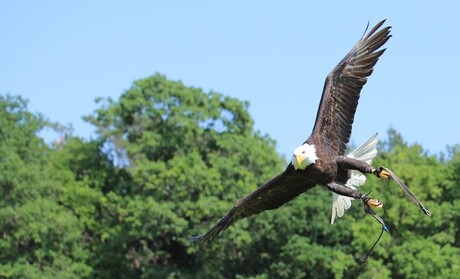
331;133;378;224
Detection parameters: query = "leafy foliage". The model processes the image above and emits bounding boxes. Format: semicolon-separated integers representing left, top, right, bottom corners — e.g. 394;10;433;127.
0;96;92;278
1;75;459;278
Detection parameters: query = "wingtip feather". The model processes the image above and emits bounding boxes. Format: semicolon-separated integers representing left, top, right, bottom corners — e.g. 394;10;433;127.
190;224;225;245
191;207;238;244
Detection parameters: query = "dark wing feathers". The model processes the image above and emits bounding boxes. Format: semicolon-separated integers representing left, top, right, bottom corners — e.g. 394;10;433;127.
310;20;391;155
191;168;314;244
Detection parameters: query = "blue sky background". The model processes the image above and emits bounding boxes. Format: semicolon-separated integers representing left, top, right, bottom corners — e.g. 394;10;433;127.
1;1;459;158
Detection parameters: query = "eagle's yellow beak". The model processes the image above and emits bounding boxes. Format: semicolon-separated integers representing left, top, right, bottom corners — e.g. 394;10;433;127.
295;155;302;166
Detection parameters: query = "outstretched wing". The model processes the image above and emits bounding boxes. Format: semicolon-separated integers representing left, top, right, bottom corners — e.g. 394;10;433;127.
330;133;378;224
191;167;314;244
310;20;391;156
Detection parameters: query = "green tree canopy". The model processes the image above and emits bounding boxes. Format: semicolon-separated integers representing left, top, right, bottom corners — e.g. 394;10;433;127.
0;95;92;278
83;74;286;278
1;74;459;278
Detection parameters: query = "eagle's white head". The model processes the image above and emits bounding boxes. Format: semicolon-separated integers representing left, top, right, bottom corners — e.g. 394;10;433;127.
291;143;318;170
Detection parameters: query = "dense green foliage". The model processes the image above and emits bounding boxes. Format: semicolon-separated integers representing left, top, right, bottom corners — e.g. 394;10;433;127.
1;74;459;278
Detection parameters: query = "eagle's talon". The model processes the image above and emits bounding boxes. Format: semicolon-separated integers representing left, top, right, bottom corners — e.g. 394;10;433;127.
361;195;383;208
367;198;383;208
374;167;391;180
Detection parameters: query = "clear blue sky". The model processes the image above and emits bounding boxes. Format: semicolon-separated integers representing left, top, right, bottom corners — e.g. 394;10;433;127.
1;1;459;158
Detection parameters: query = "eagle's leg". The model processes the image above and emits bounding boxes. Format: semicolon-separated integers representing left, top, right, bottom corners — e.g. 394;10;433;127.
336;156;432;216
335;156;390;180
325;182;383;209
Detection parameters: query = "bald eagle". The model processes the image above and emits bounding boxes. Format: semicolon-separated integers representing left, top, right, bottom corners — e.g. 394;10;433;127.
192;20;431;244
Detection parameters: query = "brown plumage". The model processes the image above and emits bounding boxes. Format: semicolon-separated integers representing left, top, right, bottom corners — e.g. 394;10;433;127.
192;20;416;244
310;20;391;156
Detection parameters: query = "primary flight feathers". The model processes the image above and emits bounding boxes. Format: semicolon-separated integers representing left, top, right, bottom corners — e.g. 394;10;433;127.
310;20;390;155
